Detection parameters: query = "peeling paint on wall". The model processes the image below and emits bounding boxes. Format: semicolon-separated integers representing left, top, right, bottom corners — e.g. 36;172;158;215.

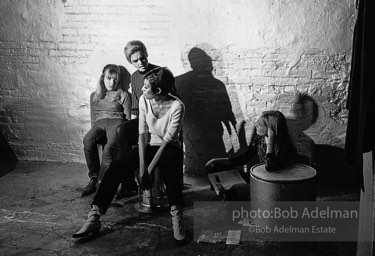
0;0;356;174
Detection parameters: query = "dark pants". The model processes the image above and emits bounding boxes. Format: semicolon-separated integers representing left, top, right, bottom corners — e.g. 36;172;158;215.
225;184;250;201
83;118;125;179
116;118;139;190
116;118;139;157
92;144;184;214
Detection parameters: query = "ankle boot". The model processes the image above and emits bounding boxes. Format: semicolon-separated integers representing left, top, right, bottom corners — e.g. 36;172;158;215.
170;205;186;244
72;205;101;238
81;177;97;197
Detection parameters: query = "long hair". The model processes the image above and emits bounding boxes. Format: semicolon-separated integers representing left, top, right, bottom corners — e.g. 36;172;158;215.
92;64;122;104
259;110;296;157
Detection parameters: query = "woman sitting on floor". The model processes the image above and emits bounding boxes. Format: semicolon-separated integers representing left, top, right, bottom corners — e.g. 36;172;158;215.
206;110;297;200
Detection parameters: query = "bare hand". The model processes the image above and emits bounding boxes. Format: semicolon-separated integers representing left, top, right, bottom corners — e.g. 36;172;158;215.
138;165;146;183
134;169;140;186
265;128;275;145
138;167;151;190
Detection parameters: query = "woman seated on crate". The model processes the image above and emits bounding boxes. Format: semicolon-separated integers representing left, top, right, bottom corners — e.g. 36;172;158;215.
81;64;131;197
73;67;187;245
205;110;297;201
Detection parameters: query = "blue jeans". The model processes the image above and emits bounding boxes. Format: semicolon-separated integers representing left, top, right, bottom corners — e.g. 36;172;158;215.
83;118;125;179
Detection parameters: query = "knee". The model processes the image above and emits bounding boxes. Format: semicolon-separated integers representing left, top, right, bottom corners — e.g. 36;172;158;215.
116;123;127;138
116;126;122;138
84;129;107;148
83;133;96;148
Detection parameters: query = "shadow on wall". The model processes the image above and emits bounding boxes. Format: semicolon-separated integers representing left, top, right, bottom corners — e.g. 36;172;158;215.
286;93;319;166
175;46;241;174
286;93;355;186
117;65;131;93
0;130;18;177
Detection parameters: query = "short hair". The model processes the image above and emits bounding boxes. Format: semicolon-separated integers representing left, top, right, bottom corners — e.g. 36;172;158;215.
124;40;148;63
144;67;175;95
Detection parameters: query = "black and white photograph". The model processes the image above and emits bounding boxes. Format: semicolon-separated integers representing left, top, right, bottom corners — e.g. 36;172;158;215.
0;0;374;255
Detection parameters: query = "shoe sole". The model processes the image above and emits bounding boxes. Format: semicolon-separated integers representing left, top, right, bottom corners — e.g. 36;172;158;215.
72;227;100;238
81;189;97;197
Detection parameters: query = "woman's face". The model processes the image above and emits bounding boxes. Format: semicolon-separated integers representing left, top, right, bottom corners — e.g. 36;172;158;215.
142;79;157;99
130;50;149;72
255;117;267;136
103;71;119;91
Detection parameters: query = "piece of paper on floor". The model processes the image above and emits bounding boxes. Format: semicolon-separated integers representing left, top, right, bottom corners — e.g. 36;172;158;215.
197;229;225;243
226;230;241;245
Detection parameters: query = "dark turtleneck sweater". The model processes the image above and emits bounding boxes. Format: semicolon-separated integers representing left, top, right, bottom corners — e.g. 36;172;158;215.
130;63;158;116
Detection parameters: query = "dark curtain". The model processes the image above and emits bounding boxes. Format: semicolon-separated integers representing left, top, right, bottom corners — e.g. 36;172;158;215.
345;0;375;190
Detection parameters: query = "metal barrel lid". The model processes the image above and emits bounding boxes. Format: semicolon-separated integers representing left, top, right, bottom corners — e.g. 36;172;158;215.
250;163;317;183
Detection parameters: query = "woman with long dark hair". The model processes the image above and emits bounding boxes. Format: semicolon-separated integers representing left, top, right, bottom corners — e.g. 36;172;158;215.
81;64;131;197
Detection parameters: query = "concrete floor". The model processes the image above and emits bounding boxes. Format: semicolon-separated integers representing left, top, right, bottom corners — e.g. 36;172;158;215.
0;161;359;256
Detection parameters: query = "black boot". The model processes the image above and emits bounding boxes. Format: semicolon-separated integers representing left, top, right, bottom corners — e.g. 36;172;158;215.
81;177;97;197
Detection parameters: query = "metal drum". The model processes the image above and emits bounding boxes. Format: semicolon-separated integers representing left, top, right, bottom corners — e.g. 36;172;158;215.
250;163;317;228
137;167;169;213
250;163;317;201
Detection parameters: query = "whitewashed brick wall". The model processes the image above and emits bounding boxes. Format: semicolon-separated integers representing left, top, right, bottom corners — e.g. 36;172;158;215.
0;0;357;176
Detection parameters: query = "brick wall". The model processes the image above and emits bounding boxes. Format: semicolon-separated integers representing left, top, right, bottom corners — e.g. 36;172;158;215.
0;0;357;177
